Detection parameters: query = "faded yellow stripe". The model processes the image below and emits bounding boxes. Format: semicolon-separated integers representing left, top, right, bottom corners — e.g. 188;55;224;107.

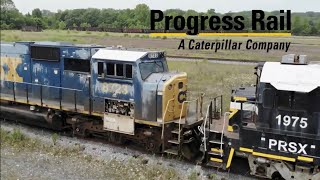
150;33;187;37
227;125;234;132
233;96;247;101
297;156;313;163
226;148;235;168
252;151;296;162
229;108;238;119
150;32;291;37
210;157;223;163
211;148;223;153
239;147;254;153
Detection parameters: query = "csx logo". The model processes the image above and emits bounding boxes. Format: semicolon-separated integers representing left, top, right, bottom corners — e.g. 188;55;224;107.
178;91;187;103
268;139;315;155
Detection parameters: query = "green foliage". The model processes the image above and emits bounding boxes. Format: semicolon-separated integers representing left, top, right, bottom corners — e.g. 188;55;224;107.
80;22;91;30
58;21;66;30
51;133;59;145
32;8;42;18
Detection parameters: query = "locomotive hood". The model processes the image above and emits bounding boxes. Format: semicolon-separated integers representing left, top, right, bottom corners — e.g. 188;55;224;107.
141;71;187;122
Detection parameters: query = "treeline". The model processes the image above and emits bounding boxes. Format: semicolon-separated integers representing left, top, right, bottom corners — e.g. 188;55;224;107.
1;0;320;35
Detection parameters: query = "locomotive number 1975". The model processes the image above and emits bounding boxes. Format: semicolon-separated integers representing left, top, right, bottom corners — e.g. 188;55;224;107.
276;115;308;129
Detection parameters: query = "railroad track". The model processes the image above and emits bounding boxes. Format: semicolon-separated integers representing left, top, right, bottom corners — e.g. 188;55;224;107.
0;119;253;179
167;55;263;65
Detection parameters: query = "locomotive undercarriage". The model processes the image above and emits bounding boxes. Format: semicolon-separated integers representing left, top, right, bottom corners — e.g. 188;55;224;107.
0;100;202;157
248;155;320;180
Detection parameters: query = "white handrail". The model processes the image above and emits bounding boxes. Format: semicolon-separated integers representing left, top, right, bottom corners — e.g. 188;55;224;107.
202;104;210;151
178;99;199;143
220;112;230;156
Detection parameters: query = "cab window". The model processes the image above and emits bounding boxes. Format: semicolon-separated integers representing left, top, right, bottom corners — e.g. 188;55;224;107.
105;62;133;79
107;63;115;76
139;61;165;80
98;62;104;77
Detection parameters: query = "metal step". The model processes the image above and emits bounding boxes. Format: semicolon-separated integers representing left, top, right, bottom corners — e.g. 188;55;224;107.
209;129;222;133
164;148;179;155
210;157;223;163
211;148;223;153
171;129;180;134
208;151;224;156
209;140;224;144
168;139;179;144
183;137;195;144
206;161;223;168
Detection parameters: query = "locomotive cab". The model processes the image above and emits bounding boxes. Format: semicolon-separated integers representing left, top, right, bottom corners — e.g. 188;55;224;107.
91;49;187;134
230;54;320;179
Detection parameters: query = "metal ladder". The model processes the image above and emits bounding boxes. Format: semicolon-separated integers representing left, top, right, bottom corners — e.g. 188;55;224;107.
204;96;230;168
164;98;202;156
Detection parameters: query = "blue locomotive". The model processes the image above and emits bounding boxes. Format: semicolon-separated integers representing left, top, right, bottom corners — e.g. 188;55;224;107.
1;41;201;154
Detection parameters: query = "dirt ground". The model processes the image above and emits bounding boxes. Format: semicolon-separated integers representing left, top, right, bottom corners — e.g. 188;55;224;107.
1;30;320;61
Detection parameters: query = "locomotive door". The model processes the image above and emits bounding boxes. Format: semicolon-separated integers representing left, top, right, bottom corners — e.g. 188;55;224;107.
31;60;61;108
61;58;91;113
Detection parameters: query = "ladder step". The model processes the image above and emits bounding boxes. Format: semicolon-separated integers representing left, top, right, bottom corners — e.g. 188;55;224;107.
210;157;223;163
168;139;179;144
164;149;179;155
209;129;222;133
211;148;223;153
208;151;224;156
206;161;223;168
209;140;224;144
183;137;195;144
171;130;180;134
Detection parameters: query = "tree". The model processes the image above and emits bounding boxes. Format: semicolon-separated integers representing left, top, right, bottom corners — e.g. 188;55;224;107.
80;22;91;30
58;21;66;30
133;4;150;28
0;0;16;11
32;8;42;18
292;16;304;35
317;20;320;34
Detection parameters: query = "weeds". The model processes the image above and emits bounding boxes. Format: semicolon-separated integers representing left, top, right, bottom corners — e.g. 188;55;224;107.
168;61;255;111
1;128;188;179
188;169;198;180
51;133;59;145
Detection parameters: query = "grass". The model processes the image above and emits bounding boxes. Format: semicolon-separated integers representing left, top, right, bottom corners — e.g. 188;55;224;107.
1;128;204;179
168;60;255;111
1;30;320;61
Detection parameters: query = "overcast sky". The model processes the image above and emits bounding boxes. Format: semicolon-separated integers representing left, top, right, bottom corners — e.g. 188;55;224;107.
13;0;320;14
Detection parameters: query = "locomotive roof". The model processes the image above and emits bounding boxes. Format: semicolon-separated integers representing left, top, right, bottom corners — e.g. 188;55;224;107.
92;49;156;62
260;62;320;93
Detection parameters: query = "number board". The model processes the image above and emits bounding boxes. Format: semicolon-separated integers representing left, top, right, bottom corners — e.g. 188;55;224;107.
272;110;311;132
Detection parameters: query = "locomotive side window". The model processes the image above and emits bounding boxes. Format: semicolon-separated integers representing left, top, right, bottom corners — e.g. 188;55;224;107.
125;64;133;79
98;62;104;77
107;63;115;76
116;64;124;77
31;46;60;61
64;58;90;73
